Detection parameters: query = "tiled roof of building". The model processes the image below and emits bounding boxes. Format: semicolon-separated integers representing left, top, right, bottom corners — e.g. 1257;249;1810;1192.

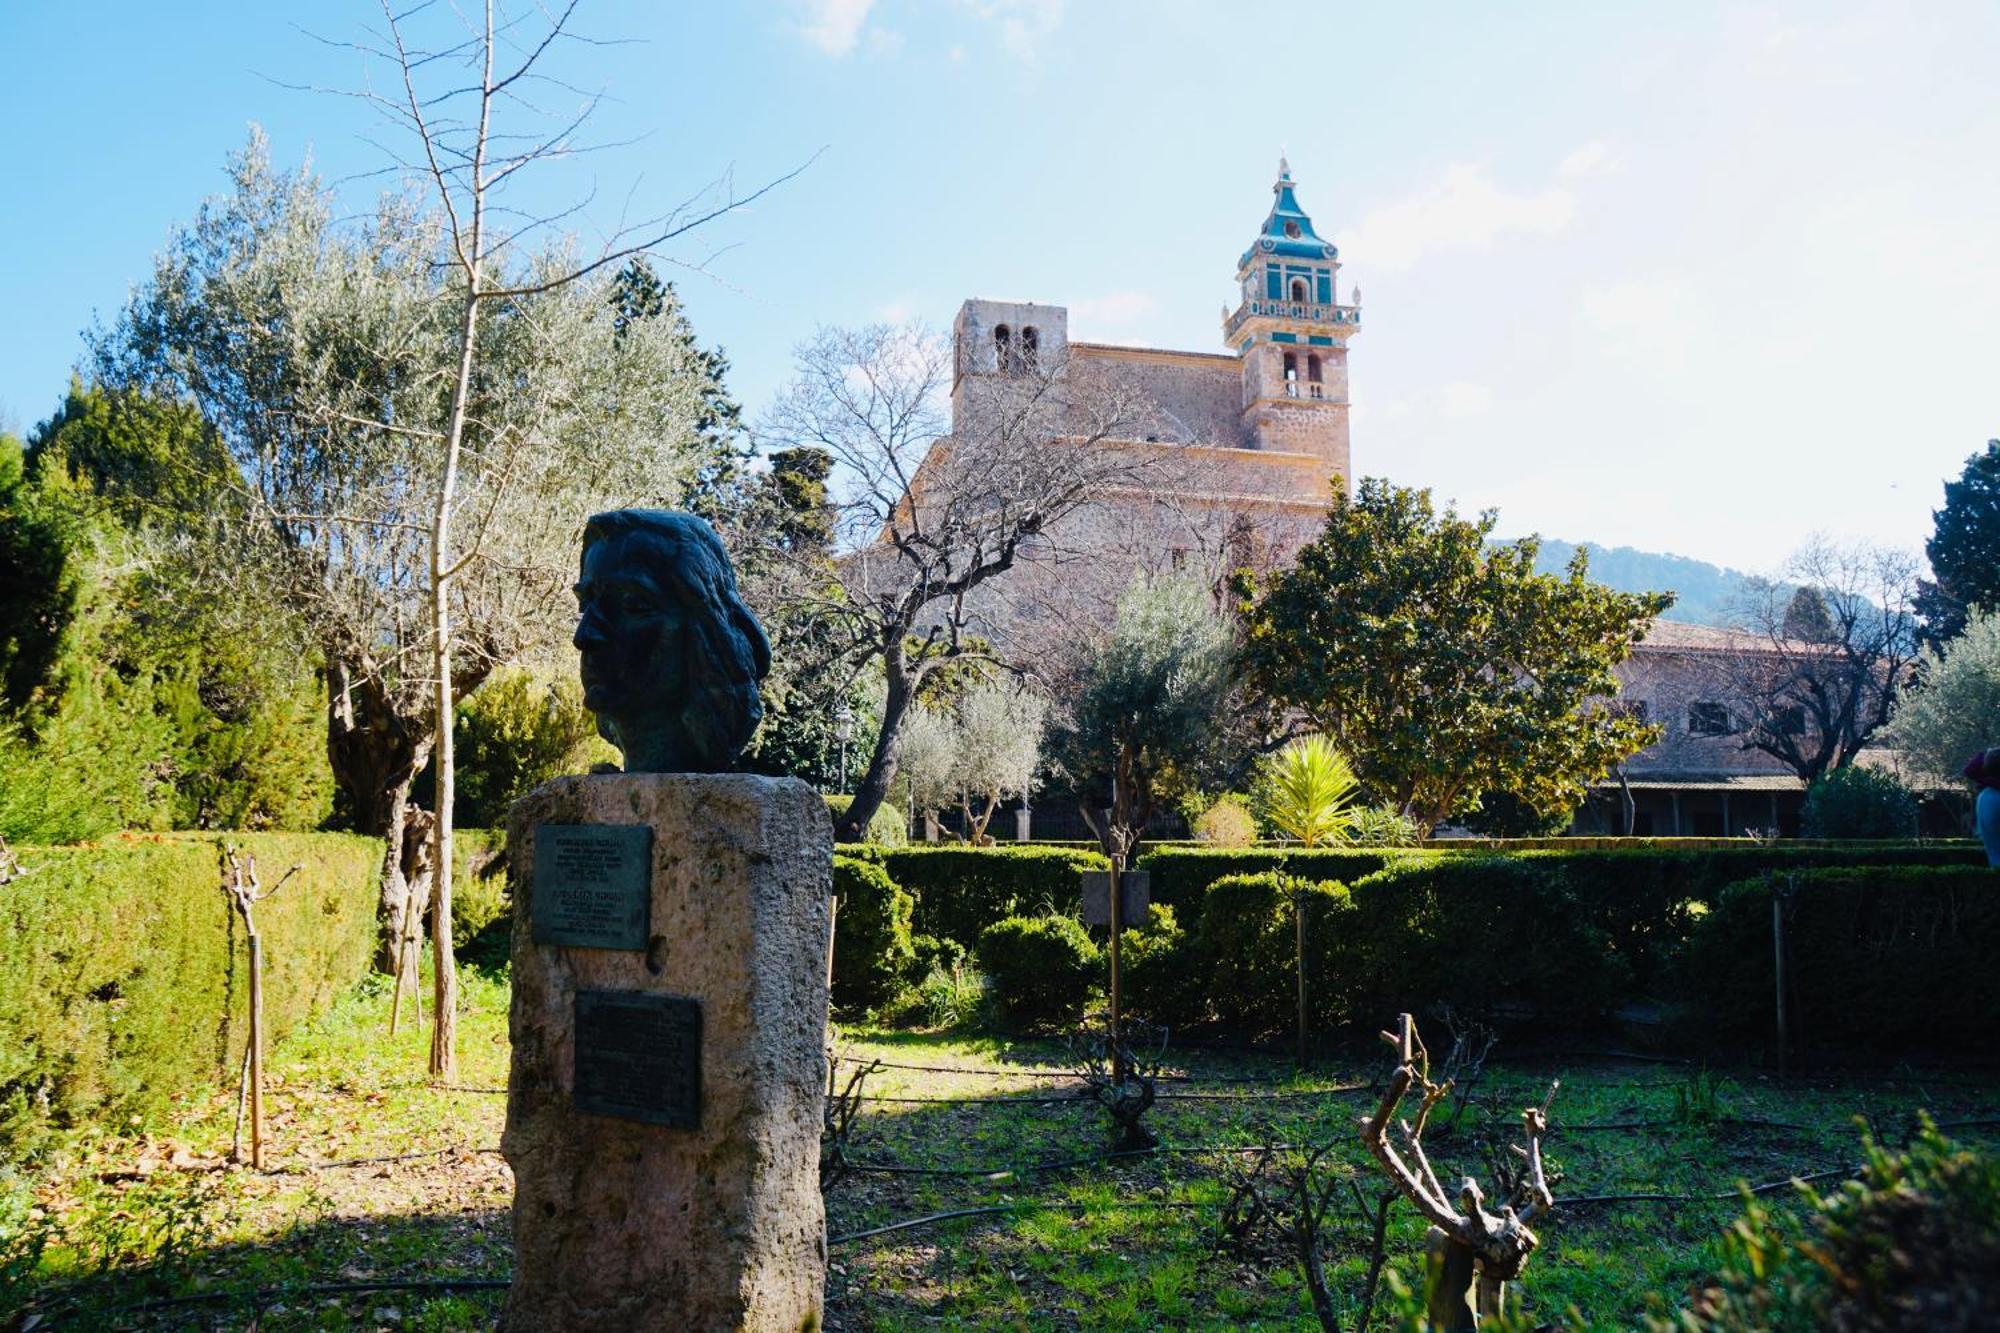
1635;620;1777;653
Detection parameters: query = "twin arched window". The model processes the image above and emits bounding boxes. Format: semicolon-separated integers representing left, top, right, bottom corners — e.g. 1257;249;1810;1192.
993;323;1040;375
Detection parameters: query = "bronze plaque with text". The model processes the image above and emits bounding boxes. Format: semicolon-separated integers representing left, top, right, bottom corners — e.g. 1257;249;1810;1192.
532;824;652;950
572;989;701;1129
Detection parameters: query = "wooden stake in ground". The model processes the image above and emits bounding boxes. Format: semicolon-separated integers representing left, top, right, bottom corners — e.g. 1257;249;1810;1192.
221;846;301;1171
1358;1013;1557;1329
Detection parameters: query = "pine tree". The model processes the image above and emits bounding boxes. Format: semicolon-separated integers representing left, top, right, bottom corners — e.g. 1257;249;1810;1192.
1916;438;2000;644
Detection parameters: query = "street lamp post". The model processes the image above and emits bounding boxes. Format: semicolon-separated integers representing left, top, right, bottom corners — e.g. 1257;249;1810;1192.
833;704;855;795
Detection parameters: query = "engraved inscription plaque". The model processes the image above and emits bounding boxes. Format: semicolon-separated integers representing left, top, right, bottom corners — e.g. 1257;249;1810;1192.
532;824;652;949
1081;869;1151;928
573;989;702;1129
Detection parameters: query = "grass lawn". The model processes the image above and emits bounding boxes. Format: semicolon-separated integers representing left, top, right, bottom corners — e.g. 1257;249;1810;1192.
7;969;1996;1330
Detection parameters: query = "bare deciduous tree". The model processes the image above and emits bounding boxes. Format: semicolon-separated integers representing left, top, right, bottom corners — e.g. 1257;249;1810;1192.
760;322;1182;841
1726;537;1922;781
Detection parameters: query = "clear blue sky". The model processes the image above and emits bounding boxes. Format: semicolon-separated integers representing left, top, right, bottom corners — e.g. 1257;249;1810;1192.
3;1;1995;571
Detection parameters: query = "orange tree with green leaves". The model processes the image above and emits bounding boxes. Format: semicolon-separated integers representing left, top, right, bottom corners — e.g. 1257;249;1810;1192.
1237;478;1669;834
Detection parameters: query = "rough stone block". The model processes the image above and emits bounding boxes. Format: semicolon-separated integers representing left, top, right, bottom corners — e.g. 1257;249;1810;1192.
501;773;832;1332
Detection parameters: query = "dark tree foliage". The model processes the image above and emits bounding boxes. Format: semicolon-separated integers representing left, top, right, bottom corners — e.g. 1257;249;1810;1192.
1239;478;1668;833
609;258;750;525
0;383;329;835
733;445;871;789
1915;438;2000;645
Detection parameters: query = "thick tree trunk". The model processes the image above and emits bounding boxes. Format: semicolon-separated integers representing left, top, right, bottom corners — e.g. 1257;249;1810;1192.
835;636;912;842
326;657;432;972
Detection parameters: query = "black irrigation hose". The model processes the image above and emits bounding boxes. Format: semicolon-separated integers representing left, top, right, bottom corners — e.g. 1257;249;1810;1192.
1561;1165;1857;1206
61;1276;512;1321
856;1084;1372;1106
831;1053;1311;1085
830;1199;1204;1245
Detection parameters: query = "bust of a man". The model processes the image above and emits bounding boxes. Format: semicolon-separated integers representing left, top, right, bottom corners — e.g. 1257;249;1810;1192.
572;509;771;773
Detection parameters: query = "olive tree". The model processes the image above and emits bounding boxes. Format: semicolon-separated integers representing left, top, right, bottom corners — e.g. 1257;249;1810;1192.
1886;609;2000;790
1044;575;1238;859
96;138;719;1071
897;681;1047;842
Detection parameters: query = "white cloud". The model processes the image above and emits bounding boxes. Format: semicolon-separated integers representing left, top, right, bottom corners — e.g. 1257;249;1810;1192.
798;0;876;57
1335;153;1594;272
1068;290;1157;332
1558;140;1617;180
1438;381;1493;419
957;0;1066;60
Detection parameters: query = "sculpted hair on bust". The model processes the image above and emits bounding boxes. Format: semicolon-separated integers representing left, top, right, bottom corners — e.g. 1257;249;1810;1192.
580;509;772;770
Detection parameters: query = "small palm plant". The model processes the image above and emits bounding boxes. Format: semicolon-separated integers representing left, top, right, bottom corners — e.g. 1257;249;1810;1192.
1254;734;1361;848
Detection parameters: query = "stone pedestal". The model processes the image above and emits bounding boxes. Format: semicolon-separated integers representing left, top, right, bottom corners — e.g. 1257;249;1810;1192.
501;774;832;1332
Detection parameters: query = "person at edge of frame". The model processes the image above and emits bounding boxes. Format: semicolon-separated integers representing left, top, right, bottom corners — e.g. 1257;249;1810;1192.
1963;746;2000;867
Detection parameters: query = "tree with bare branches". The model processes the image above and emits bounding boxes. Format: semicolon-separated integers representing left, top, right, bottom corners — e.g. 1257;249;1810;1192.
97;132;752;1076
1725;536;1923;781
759;322;1175;842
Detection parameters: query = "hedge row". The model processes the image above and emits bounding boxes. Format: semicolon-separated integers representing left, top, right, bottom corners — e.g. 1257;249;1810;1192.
1683;866;2000;1054
1113;857;2000;1050
1136;843;1991;938
835;844;1106;951
0;831;383;1162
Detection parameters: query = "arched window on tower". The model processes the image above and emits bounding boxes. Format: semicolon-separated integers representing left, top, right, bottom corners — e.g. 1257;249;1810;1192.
1019;326;1039;374
1290;278;1309;304
1282;351;1299;397
1307;353;1323;399
993;324;1013;373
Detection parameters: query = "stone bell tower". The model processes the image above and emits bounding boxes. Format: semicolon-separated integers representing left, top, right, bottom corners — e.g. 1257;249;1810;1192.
1223;159;1360;492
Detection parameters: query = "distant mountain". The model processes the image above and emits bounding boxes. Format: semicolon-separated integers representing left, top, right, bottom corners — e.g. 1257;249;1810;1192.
1511;537;1775;628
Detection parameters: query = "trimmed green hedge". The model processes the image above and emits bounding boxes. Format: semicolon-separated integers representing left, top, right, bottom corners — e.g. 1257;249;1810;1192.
866;845;1107;952
976;914;1099;1031
1137;842;1989;939
1191;873;1357;1033
1683;866;2000;1052
831;854;916;1012
0;831;382;1161
1136;847;1416;924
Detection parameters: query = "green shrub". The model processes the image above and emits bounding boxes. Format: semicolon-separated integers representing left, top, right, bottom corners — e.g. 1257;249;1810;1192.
1190;795;1258;847
0;831;381;1162
879;845;1107;951
1137;846;1413;927
824;794;908;847
1800;766;1919;839
448;668;616;828
1657;1119;2000;1330
1344;856;1629;1025
831;855;916;1011
977;914;1099;1031
907;932;967;982
1192;873;1357;1033
1120;903;1206;1027
1347;805;1422;848
1681;866;2000;1052
450;828;509;949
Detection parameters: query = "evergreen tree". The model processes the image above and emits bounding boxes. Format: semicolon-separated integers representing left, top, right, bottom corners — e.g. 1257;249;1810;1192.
609;257;750;524
0;383;332;835
1238;478;1669;833
1917;438;2000;645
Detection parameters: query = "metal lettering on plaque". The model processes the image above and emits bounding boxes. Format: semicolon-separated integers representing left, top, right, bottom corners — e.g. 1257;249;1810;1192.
532;824;653;950
573;989;702;1129
1081;869;1151;928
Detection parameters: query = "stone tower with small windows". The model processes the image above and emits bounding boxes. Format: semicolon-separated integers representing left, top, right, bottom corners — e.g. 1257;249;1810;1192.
1222;158;1360;489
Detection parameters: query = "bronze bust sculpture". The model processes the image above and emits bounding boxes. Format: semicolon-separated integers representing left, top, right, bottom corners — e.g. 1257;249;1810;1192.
572;509;771;773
